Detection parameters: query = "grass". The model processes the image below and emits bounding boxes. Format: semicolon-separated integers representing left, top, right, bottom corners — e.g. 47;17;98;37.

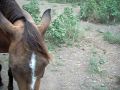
47;0;81;4
22;0;41;24
88;48;107;76
86;48;108;90
103;32;120;44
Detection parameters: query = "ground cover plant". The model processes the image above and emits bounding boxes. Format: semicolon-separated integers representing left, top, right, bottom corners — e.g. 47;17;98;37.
88;48;107;75
103;32;120;44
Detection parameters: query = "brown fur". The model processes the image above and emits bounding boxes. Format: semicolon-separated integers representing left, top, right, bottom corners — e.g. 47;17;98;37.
0;30;10;52
23;20;50;60
0;8;51;90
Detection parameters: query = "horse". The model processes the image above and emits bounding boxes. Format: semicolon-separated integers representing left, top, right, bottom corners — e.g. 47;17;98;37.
0;2;51;90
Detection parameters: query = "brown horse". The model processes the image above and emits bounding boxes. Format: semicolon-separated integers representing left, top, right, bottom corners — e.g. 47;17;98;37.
0;7;51;90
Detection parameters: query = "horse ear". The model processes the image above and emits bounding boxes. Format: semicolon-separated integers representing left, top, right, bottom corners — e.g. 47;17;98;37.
38;9;51;36
0;12;18;35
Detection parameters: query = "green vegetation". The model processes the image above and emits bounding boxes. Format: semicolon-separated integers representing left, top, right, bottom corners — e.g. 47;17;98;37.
47;0;120;24
46;7;85;46
88;48;107;75
22;0;41;24
103;32;120;44
47;0;81;3
87;48;108;90
23;0;85;48
79;0;120;24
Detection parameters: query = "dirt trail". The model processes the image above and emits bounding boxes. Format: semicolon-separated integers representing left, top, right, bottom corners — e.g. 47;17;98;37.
0;0;120;90
40;28;120;90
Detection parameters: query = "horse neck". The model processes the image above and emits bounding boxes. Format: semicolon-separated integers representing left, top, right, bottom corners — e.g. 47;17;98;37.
0;19;24;53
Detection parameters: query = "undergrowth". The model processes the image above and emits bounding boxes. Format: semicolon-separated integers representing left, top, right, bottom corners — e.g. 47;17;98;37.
79;0;120;24
47;0;81;4
103;32;120;44
22;0;41;24
88;48;107;76
46;7;85;46
47;0;120;24
23;1;85;48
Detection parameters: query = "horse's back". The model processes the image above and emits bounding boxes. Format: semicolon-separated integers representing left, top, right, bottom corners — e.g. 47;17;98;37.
0;9;30;53
0;9;38;53
0;29;10;53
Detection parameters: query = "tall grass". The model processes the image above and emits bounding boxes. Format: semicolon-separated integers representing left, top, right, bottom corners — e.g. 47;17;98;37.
103;32;120;44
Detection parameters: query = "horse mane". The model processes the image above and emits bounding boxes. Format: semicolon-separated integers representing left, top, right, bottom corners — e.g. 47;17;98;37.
23;19;50;60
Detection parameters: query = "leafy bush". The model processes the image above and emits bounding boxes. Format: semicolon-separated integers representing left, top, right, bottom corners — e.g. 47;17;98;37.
79;0;120;24
46;7;84;46
103;32;120;44
22;0;41;24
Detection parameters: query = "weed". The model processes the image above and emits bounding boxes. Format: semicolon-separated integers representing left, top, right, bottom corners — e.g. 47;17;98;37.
23;2;85;48
88;48;107;75
47;0;81;4
103;32;120;44
46;7;85;46
22;0;41;24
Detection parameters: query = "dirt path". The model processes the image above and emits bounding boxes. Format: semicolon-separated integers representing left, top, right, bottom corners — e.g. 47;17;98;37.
0;0;120;90
40;28;120;90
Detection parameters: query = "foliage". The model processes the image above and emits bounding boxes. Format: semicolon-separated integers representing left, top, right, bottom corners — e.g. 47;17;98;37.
103;32;120;44
46;7;84;46
22;0;41;24
79;0;120;24
23;1;85;47
47;0;81;3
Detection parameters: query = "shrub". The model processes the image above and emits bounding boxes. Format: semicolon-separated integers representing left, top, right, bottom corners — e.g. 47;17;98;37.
46;7;84;46
22;0;41;24
79;0;120;24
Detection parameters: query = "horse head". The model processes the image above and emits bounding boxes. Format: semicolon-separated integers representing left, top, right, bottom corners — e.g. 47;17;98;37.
0;9;51;90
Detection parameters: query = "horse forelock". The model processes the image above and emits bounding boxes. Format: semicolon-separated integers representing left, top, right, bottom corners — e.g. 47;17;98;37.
23;20;50;60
